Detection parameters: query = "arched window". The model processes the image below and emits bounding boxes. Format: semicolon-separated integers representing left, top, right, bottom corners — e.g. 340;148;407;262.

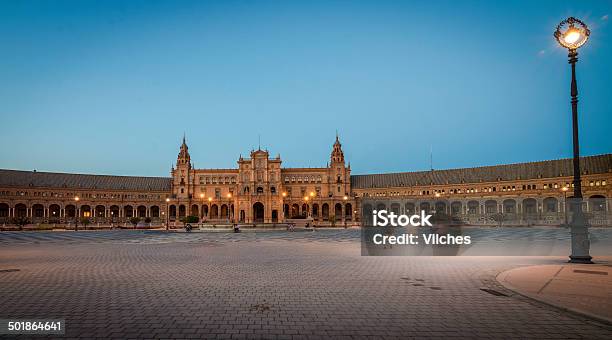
523;198;537;214
257;187;264;194
312;203;319;217
322;203;329;220
405;203;415;214
503;199;516;214
467;201;479;214
451;202;461;215
390;203;400;214
589;195;606;212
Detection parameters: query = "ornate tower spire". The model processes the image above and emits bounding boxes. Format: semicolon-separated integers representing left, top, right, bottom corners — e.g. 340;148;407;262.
331;133;344;164
177;134;191;169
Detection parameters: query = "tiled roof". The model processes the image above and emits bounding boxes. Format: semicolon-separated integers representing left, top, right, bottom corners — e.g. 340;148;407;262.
351;154;612;189
0;169;172;191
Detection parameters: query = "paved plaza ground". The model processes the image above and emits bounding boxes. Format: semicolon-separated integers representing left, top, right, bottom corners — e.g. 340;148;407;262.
1;230;611;339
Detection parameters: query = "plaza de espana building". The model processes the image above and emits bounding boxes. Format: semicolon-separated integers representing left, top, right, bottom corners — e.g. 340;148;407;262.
0;136;611;227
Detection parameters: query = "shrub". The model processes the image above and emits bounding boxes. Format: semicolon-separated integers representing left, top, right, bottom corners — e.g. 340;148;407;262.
181;215;199;224
144;217;152;224
12;216;30;230
129;217;141;228
80;217;91;228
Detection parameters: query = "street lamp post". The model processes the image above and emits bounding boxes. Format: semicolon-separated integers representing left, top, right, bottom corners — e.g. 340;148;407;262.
561;186;569;227
343;195;348;228
200;194;205;226
311;192;317;222
165;198;170;231
74;196;80;231
282;192;287;222
227;193;233;223
554;17;592;263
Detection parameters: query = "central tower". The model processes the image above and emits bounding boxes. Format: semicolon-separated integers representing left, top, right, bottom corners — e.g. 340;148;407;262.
236;148;282;223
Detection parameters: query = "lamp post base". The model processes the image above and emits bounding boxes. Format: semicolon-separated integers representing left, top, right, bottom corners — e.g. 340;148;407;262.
568;255;593;264
568;210;591;264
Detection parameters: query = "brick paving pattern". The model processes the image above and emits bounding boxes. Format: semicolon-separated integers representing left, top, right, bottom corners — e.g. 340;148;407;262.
0;230;611;339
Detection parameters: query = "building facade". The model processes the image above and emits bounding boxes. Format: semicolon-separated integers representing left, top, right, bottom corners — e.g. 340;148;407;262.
0;137;610;227
169;135;354;224
353;155;611;226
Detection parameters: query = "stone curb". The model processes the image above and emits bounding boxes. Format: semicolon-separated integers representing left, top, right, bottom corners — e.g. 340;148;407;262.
496;269;612;326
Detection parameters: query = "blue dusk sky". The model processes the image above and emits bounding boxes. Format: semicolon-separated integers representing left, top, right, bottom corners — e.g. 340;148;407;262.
0;0;611;177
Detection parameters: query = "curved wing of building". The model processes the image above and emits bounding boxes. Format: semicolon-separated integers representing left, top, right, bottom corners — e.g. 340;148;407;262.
0;140;610;226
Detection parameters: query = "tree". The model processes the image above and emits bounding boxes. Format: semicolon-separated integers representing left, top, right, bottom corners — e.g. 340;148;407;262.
12;216;30;231
144;217;152;226
80;217;91;229
129;217;140;229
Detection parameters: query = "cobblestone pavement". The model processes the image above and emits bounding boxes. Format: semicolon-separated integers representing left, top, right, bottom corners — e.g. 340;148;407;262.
1;230;611;339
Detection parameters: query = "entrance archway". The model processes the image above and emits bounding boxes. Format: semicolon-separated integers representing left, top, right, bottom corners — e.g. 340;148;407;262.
32;204;44;218
49;204;61;219
253;202;264;223
150;206;160;218
0;203;9;221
